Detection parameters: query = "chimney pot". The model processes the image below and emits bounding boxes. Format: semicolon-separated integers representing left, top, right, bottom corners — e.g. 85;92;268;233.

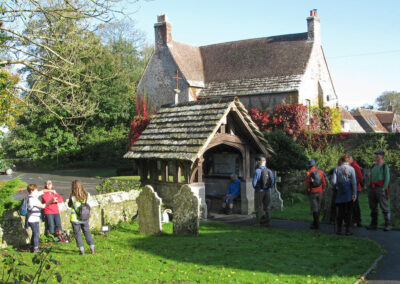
310;9;318;17
154;14;172;49
157;14;168;23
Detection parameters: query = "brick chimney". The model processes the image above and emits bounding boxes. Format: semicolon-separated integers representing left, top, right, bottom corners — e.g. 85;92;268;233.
307;9;321;45
154;14;172;49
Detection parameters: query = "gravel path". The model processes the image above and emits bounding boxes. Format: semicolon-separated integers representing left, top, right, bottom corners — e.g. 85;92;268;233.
208;213;400;283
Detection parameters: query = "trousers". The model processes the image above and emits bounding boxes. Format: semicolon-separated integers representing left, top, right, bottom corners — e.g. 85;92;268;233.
28;222;40;248
255;190;271;224
71;222;94;248
368;187;390;226
46;214;63;235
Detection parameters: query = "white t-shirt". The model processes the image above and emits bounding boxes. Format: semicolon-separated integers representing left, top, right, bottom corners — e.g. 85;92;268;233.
27;191;44;223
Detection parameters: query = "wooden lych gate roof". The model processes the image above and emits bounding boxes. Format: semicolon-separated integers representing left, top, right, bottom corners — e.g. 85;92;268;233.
124;98;273;161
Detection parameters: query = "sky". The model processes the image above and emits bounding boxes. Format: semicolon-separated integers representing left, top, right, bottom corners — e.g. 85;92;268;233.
124;0;400;109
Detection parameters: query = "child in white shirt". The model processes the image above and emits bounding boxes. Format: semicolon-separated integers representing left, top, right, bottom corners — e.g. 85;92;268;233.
26;184;56;253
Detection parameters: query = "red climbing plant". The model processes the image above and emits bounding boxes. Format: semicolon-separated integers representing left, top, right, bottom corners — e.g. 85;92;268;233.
128;96;153;149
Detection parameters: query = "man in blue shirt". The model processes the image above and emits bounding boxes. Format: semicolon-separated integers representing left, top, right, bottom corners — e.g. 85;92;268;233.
253;156;274;226
221;174;241;214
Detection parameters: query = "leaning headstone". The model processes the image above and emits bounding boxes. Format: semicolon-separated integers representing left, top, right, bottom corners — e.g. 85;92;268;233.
137;185;162;235
173;185;200;236
271;178;283;211
390;177;400;226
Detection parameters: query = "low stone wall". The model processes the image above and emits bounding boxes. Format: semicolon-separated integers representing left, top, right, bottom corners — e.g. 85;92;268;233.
279;172;305;195
0;190;140;249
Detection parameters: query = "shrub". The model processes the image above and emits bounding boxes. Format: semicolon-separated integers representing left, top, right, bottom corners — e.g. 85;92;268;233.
264;130;308;172
305;144;345;173
0;177;22;220
96;178;141;194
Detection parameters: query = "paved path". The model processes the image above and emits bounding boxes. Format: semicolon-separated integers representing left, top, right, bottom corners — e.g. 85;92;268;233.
208;213;400;284
0;170;105;200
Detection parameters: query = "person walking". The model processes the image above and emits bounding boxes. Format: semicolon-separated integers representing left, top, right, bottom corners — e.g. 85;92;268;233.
331;154;357;235
41;181;64;239
221;174;241;215
67;180;96;255
305;159;326;230
253;156;274;227
367;150;391;231
348;154;364;227
26;184;56;253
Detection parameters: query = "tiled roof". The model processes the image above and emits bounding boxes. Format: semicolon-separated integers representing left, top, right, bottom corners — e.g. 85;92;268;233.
352;108;388;133
339;106;356;120
124;98;272;161
168;33;313;96
374;111;394;124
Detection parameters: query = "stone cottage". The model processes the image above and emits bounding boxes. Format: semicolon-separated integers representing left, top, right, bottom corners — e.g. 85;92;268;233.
138;10;338;111
124;97;273;216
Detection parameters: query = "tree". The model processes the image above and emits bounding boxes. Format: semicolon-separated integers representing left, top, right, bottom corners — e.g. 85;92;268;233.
4;23;149;165
0;0;136;120
375;91;400;113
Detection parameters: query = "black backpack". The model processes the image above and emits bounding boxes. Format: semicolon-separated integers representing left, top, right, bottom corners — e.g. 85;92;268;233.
78;200;91;221
310;170;322;188
260;168;273;189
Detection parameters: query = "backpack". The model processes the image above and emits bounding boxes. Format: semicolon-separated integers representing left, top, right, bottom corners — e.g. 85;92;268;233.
19;196;28;216
260;168;273;189
78;200;91;221
310;170;323;188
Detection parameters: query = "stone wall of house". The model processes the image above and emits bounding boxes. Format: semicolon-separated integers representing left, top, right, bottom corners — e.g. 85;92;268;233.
298;43;337;108
137;47;190;110
0;190;140;249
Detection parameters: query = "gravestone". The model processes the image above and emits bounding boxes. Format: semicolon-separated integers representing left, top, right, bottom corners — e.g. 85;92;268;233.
137;185;162;235
390;177;400;225
271;173;283;211
173;185;200;236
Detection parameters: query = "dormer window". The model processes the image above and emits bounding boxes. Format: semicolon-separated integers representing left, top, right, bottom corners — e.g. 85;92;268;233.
368;118;377;126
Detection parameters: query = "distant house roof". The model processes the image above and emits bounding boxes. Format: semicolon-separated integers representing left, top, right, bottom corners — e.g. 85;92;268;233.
168;33;313;96
339;107;365;133
352;108;389;133
124;98;272;161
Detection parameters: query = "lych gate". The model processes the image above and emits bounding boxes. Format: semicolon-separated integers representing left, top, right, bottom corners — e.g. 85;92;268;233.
124;97;273;217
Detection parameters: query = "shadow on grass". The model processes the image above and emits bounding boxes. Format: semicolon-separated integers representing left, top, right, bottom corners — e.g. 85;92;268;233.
126;222;380;279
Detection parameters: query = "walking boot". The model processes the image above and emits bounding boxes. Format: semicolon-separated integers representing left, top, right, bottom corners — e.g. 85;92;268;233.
310;213;318;230
384;213;391;232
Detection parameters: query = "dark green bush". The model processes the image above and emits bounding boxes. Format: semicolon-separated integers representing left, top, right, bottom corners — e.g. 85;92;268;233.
264;130;308;172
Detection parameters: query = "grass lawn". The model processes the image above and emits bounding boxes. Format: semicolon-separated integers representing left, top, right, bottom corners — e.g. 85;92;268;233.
13;221;382;283
271;192;397;228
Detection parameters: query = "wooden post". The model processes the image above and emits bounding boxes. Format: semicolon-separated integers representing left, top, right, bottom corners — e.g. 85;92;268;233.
149;160;158;181
197;157;204;183
177;164;182;183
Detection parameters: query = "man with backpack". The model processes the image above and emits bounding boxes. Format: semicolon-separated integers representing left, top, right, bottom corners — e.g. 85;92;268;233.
305;159;326;230
348;154;364;227
253;156;274;227
368;150;391;231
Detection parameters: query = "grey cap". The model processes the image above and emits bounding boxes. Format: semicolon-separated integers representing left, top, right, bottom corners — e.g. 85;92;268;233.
306;159;317;168
374;150;385;156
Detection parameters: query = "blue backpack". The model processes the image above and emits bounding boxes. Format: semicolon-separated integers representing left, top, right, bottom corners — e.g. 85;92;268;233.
19;196;29;216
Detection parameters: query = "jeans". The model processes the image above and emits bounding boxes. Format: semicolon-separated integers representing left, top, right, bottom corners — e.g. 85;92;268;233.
46;214;63;235
71;222;94;249
336;201;353;229
28;222;40;249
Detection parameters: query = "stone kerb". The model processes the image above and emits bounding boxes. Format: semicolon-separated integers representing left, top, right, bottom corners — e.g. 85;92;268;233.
173;185;200;236
137;185;162;235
